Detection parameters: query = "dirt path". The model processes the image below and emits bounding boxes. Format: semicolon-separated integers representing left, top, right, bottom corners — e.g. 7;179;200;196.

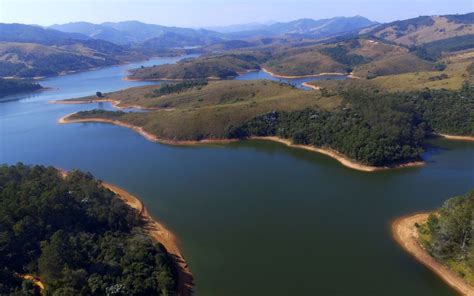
102;183;194;296
392;213;474;296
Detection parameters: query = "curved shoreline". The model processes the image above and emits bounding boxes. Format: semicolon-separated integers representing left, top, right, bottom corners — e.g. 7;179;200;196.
58;114;237;146
58;114;424;172
102;182;193;296
49;98;162;110
251;136;424;172
437;133;474;142
392;213;474;296
301;82;320;90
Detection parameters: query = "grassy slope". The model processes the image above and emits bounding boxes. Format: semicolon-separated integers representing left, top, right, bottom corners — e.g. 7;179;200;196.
68;80;341;140
129;52;269;80
370;15;474;46
0;41;143;78
309;49;474;92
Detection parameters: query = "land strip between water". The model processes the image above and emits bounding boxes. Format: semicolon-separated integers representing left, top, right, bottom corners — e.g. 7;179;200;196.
58;114;425;172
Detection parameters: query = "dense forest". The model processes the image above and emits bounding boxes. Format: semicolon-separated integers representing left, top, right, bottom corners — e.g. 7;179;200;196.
229;83;474;166
418;190;473;285
0;164;176;295
0;79;42;98
145;80;208;98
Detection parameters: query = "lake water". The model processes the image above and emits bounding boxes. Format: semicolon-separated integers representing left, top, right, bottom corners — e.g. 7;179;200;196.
0;56;473;296
236;70;346;89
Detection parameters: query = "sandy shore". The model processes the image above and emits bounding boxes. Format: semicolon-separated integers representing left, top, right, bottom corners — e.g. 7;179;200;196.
18;274;44;290
49;98;162;111
392;214;474;296
251;136;424;172
437;133;474;142
102;183;193;296
301;82;320;90
59;114;424;172
58;114;237;146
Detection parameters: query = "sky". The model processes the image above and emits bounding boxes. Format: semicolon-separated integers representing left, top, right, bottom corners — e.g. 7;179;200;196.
0;0;472;28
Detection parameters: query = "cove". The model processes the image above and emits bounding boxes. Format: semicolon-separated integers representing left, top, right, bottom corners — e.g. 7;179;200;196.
0;56;473;296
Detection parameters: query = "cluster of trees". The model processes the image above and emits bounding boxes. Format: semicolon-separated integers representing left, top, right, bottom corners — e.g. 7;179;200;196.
0;164;176;295
70;109;126;120
0;78;42;98
147;80;208;98
228;84;474;166
130;51;270;80
320;43;371;72
418;190;473;283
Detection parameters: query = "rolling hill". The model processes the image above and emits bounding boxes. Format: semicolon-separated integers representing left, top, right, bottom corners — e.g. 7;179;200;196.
0;24;145;78
363;13;474;46
50;21;225;46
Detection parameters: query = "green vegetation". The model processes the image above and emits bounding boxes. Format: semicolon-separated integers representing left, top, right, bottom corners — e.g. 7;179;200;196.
0;164;176;295
320;42;372;71
66;78;473;167
229;84;473;166
67;80;341;140
417;190;474;285
129;52;270;80
411;35;474;61
366;13;474;46
0;79;42;98
145;80;208;98
229;91;428;166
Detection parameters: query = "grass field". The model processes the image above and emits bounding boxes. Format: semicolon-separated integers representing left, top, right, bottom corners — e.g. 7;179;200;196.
67;80;342;140
308;49;474;92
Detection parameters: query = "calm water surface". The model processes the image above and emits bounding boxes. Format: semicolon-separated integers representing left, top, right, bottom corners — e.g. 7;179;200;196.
0;57;473;296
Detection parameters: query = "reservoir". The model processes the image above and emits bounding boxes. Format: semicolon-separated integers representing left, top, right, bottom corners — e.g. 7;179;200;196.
0;56;472;296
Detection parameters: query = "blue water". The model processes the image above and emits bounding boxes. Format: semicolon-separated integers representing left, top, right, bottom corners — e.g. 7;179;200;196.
236;70;346;89
0;56;473;296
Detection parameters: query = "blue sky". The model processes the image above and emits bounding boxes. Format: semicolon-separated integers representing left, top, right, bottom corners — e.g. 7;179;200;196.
1;0;472;27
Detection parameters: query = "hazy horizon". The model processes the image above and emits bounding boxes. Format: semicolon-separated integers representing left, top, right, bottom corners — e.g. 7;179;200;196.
1;0;472;28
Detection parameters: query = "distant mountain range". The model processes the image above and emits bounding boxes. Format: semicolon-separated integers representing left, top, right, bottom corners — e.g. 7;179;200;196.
0;23;145;78
49;16;377;46
50;21;225;46
1;13;472;78
362;13;474;46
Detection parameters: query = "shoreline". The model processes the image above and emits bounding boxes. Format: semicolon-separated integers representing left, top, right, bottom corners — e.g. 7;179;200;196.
437;133;474;142
301;82;320;90
392;213;474;296
58;114;424;172
101;182;193;296
251;136;424;172
58;114;237;146
49;98;162;110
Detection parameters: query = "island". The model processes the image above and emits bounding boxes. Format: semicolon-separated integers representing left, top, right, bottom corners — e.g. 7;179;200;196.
0;164;191;295
392;190;473;295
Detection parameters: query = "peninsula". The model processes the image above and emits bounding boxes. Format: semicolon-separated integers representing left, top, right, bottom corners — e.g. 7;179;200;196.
392;191;473;295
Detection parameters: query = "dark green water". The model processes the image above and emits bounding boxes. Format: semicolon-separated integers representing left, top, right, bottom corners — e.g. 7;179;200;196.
0;57;473;295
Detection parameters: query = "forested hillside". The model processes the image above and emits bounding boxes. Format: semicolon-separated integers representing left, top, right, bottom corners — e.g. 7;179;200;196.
0;164;176;295
0;79;42;98
229;83;474;166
